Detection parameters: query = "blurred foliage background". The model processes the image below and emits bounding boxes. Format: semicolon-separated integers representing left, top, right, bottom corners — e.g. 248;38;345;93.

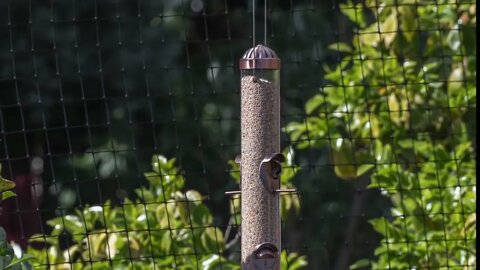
0;0;476;269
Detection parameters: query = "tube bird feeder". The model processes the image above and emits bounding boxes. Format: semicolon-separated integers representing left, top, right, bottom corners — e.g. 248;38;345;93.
239;44;282;270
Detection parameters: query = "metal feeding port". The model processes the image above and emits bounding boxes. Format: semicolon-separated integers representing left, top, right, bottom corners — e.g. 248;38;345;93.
251;242;279;269
259;153;285;193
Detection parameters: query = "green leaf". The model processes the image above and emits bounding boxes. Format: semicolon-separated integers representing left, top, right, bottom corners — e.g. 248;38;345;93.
340;1;367;27
387;93;401;125
185;190;202;205
447;28;461;51
380;11;398;47
328;42;353;53
160;231;172;254
201;254;221;270
399;6;417;42
0;191;16;201
333;154;357;180
0;165;15;194
228;160;240;183
281;251;308;270
356;164;374;177
5;254;37;270
192;204;212;226
331;139;357;180
280;146;301;186
350;259;372;269
359;31;381;47
305;95;325;114
454;142;472;160
448;67;464;95
201;227;223;253
369;218;388;236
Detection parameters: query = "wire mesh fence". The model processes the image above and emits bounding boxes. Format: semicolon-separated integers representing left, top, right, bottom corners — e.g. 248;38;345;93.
0;0;476;269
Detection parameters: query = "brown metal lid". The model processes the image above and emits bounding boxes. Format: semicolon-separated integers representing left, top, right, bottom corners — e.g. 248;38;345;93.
239;44;280;70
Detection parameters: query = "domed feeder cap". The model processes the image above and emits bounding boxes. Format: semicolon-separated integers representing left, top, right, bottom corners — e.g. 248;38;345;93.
239;44;280;70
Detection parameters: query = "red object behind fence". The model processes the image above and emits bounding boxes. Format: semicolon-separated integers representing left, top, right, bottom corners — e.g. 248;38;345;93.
0;174;43;249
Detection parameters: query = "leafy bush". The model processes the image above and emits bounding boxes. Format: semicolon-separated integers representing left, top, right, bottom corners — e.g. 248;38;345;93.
27;156;237;269
287;0;476;268
27;154;306;269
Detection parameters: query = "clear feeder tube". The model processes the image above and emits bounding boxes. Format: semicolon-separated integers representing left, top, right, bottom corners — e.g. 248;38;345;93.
239;45;281;269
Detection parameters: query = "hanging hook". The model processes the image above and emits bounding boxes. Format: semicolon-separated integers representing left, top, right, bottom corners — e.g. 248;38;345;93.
252;0;255;47
264;0;267;46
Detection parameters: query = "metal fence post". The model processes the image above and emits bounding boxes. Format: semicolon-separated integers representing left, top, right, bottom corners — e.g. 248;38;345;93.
239;44;282;269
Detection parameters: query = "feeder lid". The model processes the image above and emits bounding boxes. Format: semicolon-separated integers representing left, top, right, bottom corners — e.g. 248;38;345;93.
239;44;280;70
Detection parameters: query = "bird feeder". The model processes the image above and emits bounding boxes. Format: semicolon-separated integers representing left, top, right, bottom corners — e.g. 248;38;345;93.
238;44;282;270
